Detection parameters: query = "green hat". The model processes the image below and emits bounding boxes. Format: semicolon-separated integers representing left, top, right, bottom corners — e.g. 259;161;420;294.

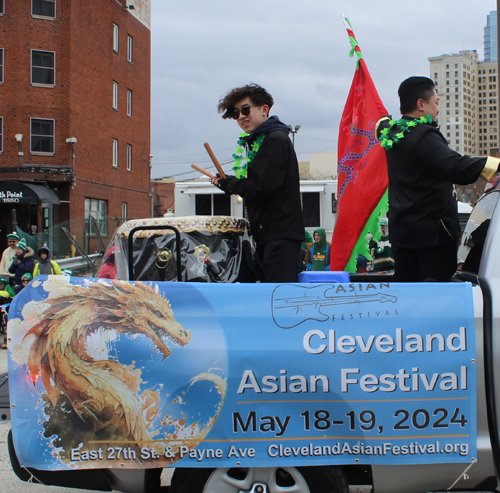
21;272;32;281
380;218;388;226
16;239;27;252
0;275;8;284
7;232;20;241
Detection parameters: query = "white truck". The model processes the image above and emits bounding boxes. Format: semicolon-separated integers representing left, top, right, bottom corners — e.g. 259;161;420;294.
5;184;500;493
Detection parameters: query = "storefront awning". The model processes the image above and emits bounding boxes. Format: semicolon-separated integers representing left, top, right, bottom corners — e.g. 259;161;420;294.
0;181;61;205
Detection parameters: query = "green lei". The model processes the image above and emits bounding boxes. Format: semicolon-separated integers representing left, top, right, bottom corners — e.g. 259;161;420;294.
379;114;433;150
232;133;267;178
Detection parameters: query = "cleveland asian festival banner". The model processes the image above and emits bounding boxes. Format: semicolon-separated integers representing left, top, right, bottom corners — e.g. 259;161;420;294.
330;17;389;273
8;276;476;470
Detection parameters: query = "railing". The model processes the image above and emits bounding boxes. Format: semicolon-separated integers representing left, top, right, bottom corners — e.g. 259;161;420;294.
57;254;102;273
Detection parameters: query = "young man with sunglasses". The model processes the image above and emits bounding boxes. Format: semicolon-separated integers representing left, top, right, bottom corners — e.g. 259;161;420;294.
212;83;305;283
0;232;20;284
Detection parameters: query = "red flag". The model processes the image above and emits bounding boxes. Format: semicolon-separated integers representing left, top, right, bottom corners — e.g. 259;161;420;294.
329;19;389;271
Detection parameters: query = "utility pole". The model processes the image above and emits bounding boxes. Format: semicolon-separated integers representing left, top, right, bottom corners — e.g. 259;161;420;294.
288;125;301;148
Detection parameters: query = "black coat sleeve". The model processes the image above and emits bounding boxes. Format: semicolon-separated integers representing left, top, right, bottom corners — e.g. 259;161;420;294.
416;129;486;185
226;132;290;199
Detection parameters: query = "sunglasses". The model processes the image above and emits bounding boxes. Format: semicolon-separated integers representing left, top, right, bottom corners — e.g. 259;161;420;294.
230;104;255;120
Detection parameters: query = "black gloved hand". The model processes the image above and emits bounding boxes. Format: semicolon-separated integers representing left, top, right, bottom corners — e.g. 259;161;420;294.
214;175;237;195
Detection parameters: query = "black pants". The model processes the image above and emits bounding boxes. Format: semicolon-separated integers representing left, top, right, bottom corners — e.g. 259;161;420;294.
257;239;301;283
393;240;458;282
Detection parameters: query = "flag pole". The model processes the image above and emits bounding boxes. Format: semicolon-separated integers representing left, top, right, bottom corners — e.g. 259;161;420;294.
329;17;389;273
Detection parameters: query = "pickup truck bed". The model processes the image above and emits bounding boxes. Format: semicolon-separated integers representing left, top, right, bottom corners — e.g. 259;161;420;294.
6;188;500;493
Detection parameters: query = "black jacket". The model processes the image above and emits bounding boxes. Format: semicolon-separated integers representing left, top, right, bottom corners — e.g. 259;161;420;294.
377;117;488;248
222;117;305;246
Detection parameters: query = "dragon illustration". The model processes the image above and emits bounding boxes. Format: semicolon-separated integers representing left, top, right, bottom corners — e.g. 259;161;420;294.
20;278;226;464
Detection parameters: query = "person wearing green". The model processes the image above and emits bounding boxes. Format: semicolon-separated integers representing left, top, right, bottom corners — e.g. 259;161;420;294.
0;275;15;300
368;218;395;272
306;228;330;271
301;229;313;249
0;275;13;349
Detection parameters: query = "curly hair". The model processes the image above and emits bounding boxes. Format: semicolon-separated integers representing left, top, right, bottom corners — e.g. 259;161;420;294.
218;83;274;119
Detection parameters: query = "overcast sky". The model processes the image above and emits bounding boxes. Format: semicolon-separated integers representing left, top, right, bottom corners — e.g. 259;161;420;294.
150;0;497;180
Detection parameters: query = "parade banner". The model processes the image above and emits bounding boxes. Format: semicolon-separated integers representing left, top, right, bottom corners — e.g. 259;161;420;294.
8;276;476;470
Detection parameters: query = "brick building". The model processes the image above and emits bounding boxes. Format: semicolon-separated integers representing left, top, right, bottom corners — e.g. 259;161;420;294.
0;0;151;256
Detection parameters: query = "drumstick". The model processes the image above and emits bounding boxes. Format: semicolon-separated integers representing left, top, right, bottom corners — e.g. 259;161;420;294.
204;143;226;178
191;164;216;179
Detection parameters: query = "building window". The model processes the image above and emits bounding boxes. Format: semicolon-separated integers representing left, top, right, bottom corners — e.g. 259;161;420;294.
32;0;55;17
0;117;3;152
85;198;108;236
31;118;54;153
0;49;3;83
302;193;321;228
112;139;118;167
113;23;119;52
113;81;118;110
127;89;132;117
31;50;55;85
195;194;231;215
127;35;133;63
0;0;3;14
122;202;128;220
127;144;132;171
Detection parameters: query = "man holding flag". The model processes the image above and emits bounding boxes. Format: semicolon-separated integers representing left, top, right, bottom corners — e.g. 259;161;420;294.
376;76;500;282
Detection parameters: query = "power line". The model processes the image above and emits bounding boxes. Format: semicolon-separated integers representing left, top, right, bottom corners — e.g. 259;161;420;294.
152;137;338;168
298;135;338;143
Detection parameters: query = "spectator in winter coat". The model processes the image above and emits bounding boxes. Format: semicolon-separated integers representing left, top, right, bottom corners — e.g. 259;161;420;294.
15;272;33;295
8;239;35;288
368;218;395;272
0;232;21;283
0;274;14;349
0;275;15;302
305;228;331;271
96;246;117;279
33;245;62;277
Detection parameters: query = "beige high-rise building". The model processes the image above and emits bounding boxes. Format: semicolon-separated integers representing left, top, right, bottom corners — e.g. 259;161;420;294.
429;50;498;157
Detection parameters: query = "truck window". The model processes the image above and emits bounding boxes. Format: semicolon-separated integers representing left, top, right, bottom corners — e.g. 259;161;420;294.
458;191;499;275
